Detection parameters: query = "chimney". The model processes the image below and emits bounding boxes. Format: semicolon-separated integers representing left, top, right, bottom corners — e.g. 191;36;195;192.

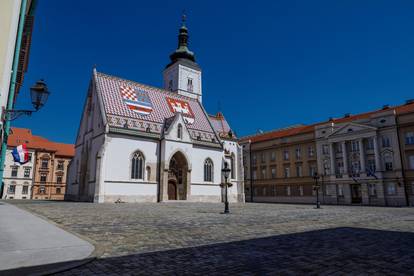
382;104;389;110
406;99;414;105
344;113;350;118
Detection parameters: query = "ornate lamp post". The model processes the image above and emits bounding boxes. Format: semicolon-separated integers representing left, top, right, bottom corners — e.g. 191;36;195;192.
313;172;321;209
0;79;50;194
2;79;50;121
221;161;232;214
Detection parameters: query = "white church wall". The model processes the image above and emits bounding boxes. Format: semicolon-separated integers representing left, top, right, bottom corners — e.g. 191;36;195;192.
101;134;159;202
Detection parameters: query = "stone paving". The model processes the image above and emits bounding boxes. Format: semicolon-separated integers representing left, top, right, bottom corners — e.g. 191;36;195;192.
8;200;414;275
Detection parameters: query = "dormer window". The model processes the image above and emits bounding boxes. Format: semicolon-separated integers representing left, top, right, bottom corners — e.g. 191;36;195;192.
177;124;182;139
187;78;193;92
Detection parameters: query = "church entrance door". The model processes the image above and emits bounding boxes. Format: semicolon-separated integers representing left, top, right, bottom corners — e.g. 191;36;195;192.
167;152;189;200
168;181;177;200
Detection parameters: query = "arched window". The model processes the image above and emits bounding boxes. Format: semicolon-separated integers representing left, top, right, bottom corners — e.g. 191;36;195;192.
230;154;235;179
131;151;145;180
146;166;151;181
204;158;213;182
177;124;182;139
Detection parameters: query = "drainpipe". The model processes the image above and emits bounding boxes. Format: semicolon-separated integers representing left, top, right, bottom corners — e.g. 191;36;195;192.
0;0;29;194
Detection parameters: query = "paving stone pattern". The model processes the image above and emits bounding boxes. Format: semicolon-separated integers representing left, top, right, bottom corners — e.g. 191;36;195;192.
9;201;414;275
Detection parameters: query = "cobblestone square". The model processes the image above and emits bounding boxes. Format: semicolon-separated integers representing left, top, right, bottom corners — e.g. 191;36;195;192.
9;201;414;275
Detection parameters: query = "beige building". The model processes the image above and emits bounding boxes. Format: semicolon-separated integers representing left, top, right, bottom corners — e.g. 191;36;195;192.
241;100;414;207
241;125;318;203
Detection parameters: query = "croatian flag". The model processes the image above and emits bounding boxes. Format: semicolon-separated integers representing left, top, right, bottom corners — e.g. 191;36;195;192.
12;144;29;165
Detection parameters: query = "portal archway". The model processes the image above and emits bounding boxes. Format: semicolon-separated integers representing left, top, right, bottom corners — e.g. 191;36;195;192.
168;151;189;200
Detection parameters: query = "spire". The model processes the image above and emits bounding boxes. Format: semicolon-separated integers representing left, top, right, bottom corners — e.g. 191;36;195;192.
167;13;197;66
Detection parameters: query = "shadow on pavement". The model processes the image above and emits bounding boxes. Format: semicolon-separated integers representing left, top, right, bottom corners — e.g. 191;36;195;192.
2;227;414;275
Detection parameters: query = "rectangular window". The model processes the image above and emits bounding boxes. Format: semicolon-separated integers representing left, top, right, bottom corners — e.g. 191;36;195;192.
41;159;48;168
39;185;46;194
296;165;302;177
337;184;344;196
336;143;342;153
271;167;276;179
56;187;61;194
351;141;359;152
11;167;18;177
386;183;397;195
261;153;266;163
8;185;16;194
308;146;315;157
299;186;304;196
322;145;329;155
409;155;414;170
28;153;32;162
336;161;344;176
309;165;316;177
286;186;291;196
22;185;28;195
252;155;257;165
252;169;257;180
40;173;47;183
368;183;377;196
295;148;301;160
57;176;63;184
57;161;64;170
284;166;290;178
261;168;266;179
366;138;374;150
24;168;31;178
385;161;393;171
382;136;391;148
405;132;414;145
270;152;276;162
283;150;289;161
367;159;376;173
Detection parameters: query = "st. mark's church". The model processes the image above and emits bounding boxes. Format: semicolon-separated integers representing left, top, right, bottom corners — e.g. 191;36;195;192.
66;19;245;203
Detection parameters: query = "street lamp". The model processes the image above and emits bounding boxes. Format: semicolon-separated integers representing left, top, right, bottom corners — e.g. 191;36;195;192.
2;79;50;121
221;161;232;214
313;172;321;209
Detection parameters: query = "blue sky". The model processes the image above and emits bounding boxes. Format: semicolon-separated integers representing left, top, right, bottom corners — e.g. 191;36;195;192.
13;0;414;143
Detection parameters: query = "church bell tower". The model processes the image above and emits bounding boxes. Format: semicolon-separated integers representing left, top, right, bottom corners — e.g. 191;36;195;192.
163;15;202;102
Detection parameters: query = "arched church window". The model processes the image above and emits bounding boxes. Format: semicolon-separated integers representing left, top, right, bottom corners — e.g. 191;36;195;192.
204;158;213;182
131;151;145;180
230;153;235;179
146;166;151;181
187;78;193;92
177;124;182;139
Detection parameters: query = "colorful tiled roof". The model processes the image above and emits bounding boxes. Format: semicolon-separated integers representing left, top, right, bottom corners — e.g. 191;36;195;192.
94;71;219;144
208;112;235;139
241;101;414;143
8;127;75;157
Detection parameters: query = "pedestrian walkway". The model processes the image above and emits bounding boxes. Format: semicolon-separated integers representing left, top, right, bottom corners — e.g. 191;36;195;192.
0;201;94;272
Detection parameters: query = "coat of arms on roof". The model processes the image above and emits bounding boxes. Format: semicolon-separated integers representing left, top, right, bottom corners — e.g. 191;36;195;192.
119;85;153;115
166;97;195;124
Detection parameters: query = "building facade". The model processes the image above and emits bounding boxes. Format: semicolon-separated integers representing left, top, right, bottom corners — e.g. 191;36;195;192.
2;148;35;199
32;146;73;200
241;125;317;204
0;0;37;193
241;101;414;207
1;127;74;200
66;20;244;203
